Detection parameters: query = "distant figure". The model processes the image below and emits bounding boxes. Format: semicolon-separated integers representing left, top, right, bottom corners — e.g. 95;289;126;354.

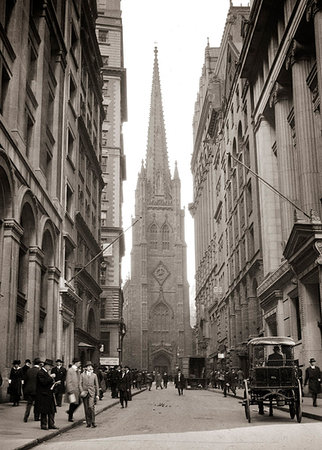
51;359;67;407
146;372;153;391
304;358;321;407
21;359;31;399
155;372;163;389
267;346;283;366
237;368;244;389
118;366;131;408
174;369;185;396
163;372;169;389
9;360;22;406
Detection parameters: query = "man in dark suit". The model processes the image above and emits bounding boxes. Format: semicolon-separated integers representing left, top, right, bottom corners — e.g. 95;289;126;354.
51;359;67;407
174;369;185;395
23;357;41;422
304;358;321;407
267;346;283;366
118;366;131;408
36;359;58;430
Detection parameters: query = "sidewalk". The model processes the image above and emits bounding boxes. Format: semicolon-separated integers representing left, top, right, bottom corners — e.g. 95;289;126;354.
0;389;145;450
209;387;322;421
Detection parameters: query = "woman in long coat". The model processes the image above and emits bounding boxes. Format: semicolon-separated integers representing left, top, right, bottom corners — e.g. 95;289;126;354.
304;358;321;407
9;360;23;406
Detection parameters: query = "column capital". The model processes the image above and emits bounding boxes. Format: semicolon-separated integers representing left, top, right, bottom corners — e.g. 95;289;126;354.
3;219;24;241
29;246;44;264
315;241;322;265
286;39;313;69
269;82;290;107
306;0;322;22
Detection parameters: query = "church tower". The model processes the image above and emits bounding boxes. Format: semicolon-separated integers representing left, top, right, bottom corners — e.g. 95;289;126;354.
123;48;192;373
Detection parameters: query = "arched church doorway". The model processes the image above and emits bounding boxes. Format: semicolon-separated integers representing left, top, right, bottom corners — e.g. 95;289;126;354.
152;353;171;376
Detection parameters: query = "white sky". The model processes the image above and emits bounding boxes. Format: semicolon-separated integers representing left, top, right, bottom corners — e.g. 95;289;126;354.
121;1;250;308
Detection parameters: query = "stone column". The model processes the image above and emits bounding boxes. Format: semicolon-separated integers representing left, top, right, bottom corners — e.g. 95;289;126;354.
270;82;298;244
1;220;23;366
287;39;320;214
26;246;44;359
276;292;284;335
254;115;282;274
307;0;322;135
47;267;60;358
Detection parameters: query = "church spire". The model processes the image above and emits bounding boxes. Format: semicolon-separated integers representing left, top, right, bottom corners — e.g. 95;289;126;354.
146;47;171;198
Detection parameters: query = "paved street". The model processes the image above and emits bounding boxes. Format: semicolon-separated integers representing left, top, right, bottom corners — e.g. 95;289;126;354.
34;383;322;450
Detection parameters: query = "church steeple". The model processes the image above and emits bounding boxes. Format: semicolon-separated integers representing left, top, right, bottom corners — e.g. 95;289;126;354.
146;47;171;198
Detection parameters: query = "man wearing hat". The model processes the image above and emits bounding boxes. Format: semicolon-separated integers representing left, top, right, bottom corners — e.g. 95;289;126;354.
9;360;22;406
80;361;99;427
267;345;284;366
51;359;67;407
23;358;41;422
66;357;81;422
36;359;58;430
304;358;321;407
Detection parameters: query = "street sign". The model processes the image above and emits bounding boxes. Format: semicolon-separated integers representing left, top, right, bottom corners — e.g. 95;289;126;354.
100;357;119;366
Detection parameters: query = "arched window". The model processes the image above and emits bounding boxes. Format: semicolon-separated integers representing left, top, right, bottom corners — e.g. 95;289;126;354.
152;303;170;343
161;224;169;250
149;223;158;249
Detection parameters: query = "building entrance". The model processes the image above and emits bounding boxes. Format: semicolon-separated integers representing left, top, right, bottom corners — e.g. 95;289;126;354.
152;354;171;376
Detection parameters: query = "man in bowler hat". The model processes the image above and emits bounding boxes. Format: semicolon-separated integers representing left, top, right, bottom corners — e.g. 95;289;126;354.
36;359;58;430
304;358;321;407
66;357;81;422
23;357;41;422
51;359;67;407
80;361;99;427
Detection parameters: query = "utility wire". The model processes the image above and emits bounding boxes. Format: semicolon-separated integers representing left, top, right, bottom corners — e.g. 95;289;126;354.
67;216;142;284
227;153;310;219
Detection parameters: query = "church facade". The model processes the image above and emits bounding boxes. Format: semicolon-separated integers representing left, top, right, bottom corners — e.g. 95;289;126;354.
123;48;192;373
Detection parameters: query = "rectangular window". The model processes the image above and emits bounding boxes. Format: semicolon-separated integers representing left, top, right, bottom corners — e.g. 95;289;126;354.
0;64;10;115
66;184;73;215
100;331;110;355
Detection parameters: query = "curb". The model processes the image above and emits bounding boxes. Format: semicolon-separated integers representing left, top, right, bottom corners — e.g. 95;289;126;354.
15;389;146;450
209;389;322;422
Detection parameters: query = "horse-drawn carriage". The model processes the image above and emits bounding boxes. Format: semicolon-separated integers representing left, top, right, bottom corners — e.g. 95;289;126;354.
243;337;302;423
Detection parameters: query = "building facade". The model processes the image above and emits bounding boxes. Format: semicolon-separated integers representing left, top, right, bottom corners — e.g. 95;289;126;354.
0;0;104;401
123;48;192;373
191;0;322;373
96;0;127;366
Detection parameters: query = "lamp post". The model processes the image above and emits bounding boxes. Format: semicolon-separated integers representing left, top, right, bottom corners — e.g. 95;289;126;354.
118;318;126;366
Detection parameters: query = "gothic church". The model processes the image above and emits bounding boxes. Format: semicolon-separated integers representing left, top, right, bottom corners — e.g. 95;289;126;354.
123;48;192;373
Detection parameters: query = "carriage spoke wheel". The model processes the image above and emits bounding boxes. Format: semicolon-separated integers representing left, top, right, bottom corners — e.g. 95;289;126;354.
244;380;251;423
295;379;302;423
289;395;295;419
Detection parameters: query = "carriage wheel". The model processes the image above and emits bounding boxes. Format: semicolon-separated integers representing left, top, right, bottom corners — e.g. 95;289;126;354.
295;379;302;423
244;380;251;423
289;400;295;419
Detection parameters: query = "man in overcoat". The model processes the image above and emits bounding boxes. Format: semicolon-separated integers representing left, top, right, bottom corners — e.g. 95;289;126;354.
174;369;185;395
118;366;131;408
65;357;81;422
36;359;58;430
51;359;67;407
23;357;41;422
304;358;321;407
80;361;99;427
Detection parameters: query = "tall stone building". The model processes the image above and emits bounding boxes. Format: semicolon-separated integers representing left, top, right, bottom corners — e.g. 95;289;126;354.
190;5;257;374
123;48;192;373
96;0;127;365
0;0;103;401
191;0;322;373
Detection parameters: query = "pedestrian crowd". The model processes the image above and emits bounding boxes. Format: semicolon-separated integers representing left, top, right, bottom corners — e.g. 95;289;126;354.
2;358;154;431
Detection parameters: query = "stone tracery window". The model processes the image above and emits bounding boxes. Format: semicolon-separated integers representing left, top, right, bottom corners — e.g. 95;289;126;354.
149;223;158;249
161;224;169;250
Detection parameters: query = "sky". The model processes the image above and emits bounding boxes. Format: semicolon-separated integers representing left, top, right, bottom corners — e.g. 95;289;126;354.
120;1;250;311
